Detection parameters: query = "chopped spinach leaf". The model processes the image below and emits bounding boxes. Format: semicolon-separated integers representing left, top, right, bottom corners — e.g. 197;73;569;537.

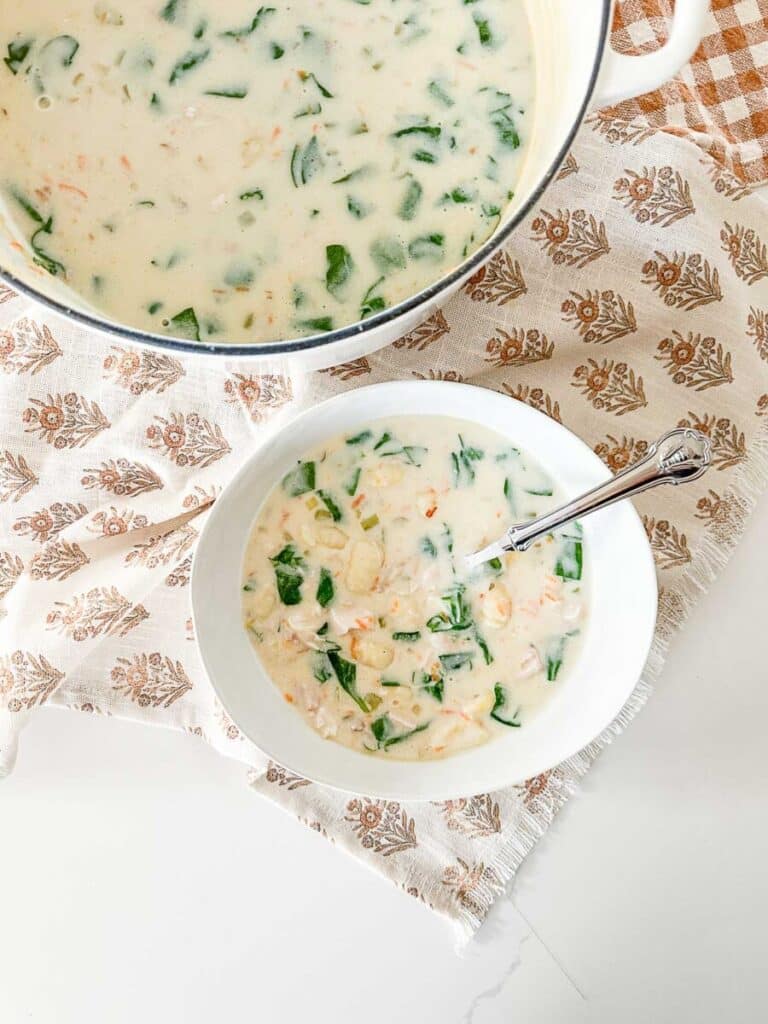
168;307;200;340
270;544;305;606
555;538;583;581
317;489;342;521
328;651;369;712
398;178;423;221
325;244;354;297
344;466;362;497
490;684;521;726
420;536;437;558
221;6;276;39
370;714;428;750
169;47;210;84
346;429;373;446
439;652;473;672
282;461;316;496
4;39;33;75
392;631;421;642
316;568;335;608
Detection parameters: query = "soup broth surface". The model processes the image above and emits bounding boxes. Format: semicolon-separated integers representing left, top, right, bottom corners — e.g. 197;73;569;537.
242;416;587;761
0;0;534;343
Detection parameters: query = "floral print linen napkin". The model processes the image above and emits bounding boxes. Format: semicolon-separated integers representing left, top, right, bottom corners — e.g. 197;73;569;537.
2;1;768;939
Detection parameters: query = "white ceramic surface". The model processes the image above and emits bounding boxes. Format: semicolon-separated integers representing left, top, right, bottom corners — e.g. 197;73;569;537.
192;382;658;800
0;0;709;364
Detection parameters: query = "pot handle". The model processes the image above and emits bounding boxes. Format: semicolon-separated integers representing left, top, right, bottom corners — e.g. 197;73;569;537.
591;0;710;108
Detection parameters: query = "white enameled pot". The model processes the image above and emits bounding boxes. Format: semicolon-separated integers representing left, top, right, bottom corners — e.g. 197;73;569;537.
0;0;709;366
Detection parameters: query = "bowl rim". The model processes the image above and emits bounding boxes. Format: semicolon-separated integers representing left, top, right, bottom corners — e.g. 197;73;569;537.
0;2;612;358
192;381;658;800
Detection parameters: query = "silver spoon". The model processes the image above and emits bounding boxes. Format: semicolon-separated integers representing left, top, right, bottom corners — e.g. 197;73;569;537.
465;428;712;569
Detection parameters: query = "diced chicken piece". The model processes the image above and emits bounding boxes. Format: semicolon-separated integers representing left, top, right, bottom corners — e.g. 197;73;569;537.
249;586;275;620
427;711;488;752
346;539;383;593
280;631;309;656
331;605;375;635
518;645;543;679
367;461;404;488
312;706;338;739
461;691;495;717
350;631;394;670
481;583;512;628
318;526;348;550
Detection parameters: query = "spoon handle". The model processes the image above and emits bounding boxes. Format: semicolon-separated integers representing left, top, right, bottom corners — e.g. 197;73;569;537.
467;428;711;565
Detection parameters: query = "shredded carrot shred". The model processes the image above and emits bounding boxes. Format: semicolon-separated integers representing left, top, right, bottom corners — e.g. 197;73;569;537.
58;183;88;199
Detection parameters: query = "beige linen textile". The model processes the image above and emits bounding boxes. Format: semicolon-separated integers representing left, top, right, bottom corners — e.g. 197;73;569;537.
1;116;767;936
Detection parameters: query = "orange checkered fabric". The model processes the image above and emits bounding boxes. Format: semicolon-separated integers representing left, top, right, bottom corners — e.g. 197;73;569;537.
603;0;768;186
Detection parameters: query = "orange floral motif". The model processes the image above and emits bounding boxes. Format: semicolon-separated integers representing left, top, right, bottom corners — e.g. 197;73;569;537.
319;357;371;381
585;110;654;147
0;283;16;304
0;651;64;712
641;250;722;310
555;151;579;180
146;412;231;469
88;506;149;536
484;327;553;368
442;858;499;918
516;769;558;808
501;383;562;423
411;369;465;382
81;458;163;497
695;489;749;546
561;288;637;344
182;484;219;510
594;435;649;472
720;222;768;285
125;523;197;569
215;700;242;740
165;554;192;588
13;501;87;543
264;761;312;789
0;449;37;503
0;550;23;602
30;541;89;582
704;161;752;202
747;307;768;362
392;309;450;351
46;586;149;641
0;318;61;375
643;517;692;570
572;358;647;415
530;208;610;268
757;394;768;418
438;795;501;839
23;392;110;449
655;331;733;391
103;345;185;395
344;799;417;856
677;412;746;470
463;252;527;305
110;652;192;708
223;372;293;422
614;166;695;227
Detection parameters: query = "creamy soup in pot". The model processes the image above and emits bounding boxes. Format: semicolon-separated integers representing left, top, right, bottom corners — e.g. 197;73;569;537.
0;0;534;345
242;417;587;761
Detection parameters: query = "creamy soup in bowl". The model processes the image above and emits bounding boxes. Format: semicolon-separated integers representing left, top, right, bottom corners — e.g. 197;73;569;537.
242;418;586;761
192;382;658;800
0;0;534;345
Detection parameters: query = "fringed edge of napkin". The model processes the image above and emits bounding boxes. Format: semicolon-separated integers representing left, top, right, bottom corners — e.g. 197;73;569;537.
451;422;768;939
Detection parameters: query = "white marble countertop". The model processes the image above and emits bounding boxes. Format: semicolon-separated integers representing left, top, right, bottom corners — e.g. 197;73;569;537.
2;498;766;1024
